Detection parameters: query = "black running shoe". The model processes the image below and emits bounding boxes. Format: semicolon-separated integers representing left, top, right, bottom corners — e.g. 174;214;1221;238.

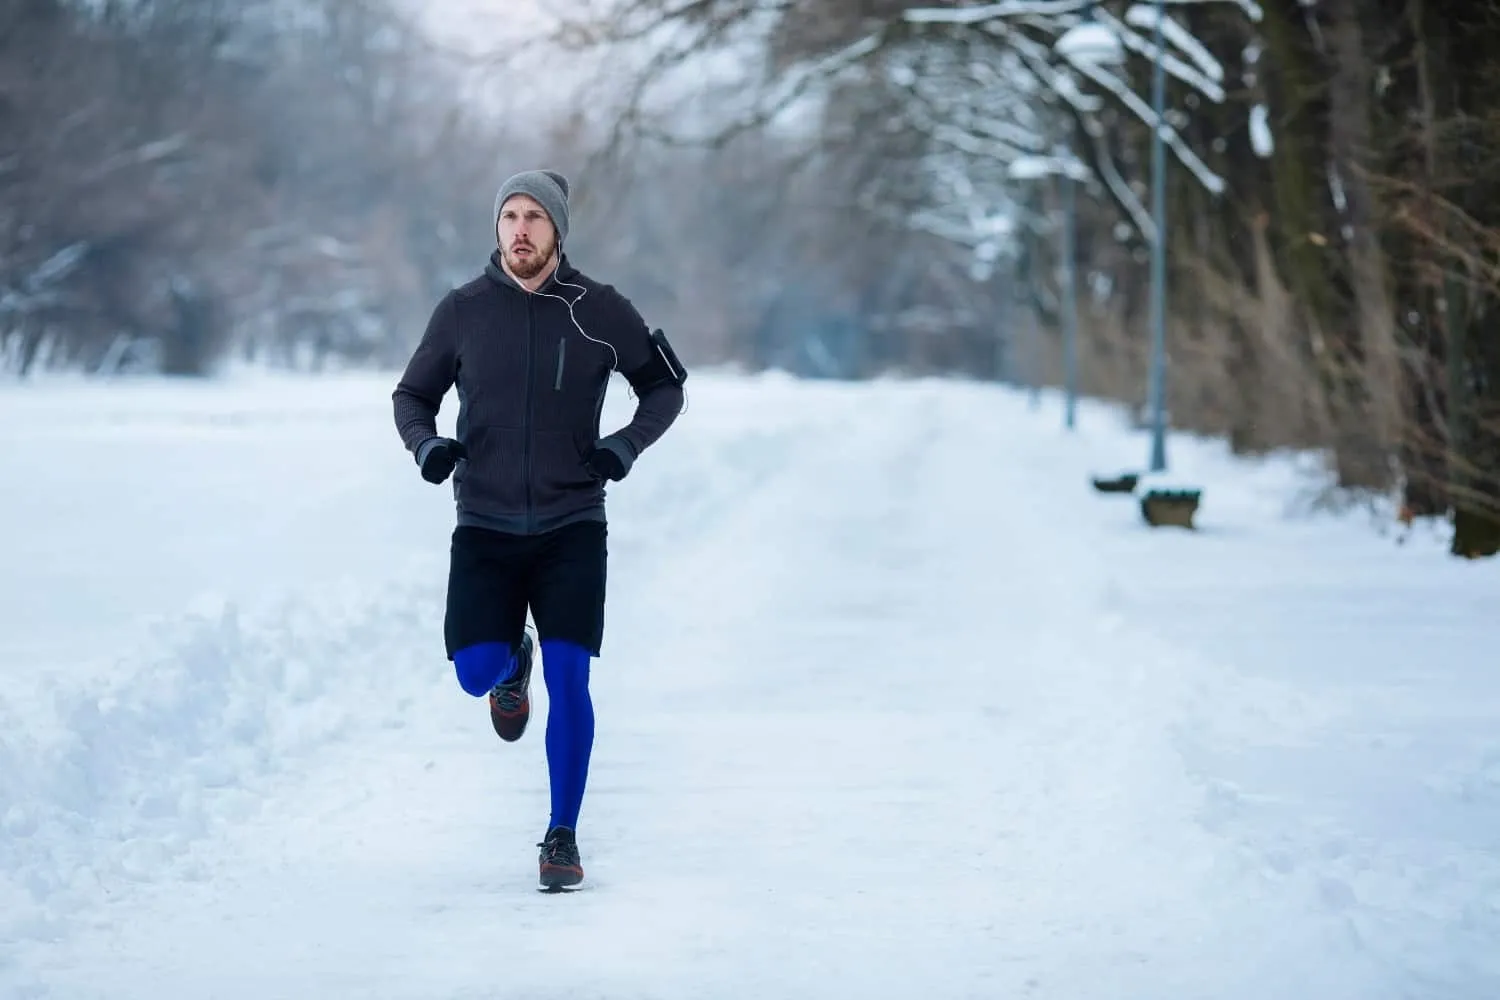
538;826;584;891
488;631;535;743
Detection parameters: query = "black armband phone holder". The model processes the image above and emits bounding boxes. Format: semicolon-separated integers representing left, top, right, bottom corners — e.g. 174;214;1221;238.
624;328;688;394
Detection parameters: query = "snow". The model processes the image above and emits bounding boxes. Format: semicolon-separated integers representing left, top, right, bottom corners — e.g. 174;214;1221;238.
1063;51;1227;195
1100;8;1224;105
1251;102;1275;156
1008;154;1090;181
3;369;1499;998
904;1;1038;26
1054;22;1124;68
1124;3;1225;83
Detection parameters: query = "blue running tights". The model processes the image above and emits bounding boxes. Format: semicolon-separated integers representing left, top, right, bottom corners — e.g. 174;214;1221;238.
452;638;594;832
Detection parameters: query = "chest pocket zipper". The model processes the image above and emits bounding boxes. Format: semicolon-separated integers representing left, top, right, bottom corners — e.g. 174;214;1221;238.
554;338;566;390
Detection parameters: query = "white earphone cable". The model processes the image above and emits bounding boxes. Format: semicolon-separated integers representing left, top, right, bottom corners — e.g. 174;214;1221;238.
534;271;685;412
535;276;619;374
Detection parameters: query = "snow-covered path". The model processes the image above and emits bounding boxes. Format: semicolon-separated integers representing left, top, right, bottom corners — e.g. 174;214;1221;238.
2;372;1497;998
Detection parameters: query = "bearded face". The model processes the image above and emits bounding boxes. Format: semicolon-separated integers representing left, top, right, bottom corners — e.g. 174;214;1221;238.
497;195;559;280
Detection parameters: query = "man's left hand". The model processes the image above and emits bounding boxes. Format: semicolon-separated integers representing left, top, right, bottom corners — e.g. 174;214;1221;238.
584;440;629;481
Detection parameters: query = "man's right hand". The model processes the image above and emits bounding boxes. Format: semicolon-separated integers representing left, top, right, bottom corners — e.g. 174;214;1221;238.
416;437;466;484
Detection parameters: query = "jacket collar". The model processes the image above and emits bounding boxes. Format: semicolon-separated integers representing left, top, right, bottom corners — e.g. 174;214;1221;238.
483;249;578;293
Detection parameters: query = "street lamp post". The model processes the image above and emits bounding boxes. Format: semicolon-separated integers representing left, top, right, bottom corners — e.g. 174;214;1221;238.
1146;0;1169;472
1061;169;1078;430
1007;154;1085;429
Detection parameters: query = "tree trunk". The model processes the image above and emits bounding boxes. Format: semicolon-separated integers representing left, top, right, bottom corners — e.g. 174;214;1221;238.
1324;0;1402;488
1394;0;1451;516
1259;0;1337;333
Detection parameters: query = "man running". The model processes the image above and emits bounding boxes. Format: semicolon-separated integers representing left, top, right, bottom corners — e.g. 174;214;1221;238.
391;169;686;890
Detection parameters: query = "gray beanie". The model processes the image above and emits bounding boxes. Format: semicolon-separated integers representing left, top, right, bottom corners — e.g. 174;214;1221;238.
493;169;570;247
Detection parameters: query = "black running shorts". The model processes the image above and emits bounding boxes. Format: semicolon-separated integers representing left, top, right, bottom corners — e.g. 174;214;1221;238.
443;520;607;659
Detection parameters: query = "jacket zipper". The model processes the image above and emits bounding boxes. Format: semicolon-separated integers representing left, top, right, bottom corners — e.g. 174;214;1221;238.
554;337;566;390
523;294;535;532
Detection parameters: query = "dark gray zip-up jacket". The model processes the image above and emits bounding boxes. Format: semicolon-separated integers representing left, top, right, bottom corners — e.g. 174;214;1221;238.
392;252;684;535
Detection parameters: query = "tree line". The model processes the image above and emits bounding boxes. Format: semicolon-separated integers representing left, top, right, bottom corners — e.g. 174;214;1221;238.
554;0;1500;557
2;0;992;386
7;0;1496;554
2;0;507;374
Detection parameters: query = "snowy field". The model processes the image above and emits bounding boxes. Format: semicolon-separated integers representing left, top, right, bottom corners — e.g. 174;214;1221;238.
1;369;1497;999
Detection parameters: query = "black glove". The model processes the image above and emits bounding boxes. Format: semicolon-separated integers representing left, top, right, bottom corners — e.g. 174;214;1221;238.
584;441;629;482
417;437;466;484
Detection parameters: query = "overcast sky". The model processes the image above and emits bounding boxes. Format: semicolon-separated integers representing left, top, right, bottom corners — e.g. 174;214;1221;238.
402;0;615;122
408;0;560;52
395;0;798;165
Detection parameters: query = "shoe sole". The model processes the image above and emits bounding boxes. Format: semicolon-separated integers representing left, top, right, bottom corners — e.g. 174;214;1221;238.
538;864;584;892
543;863;582;893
